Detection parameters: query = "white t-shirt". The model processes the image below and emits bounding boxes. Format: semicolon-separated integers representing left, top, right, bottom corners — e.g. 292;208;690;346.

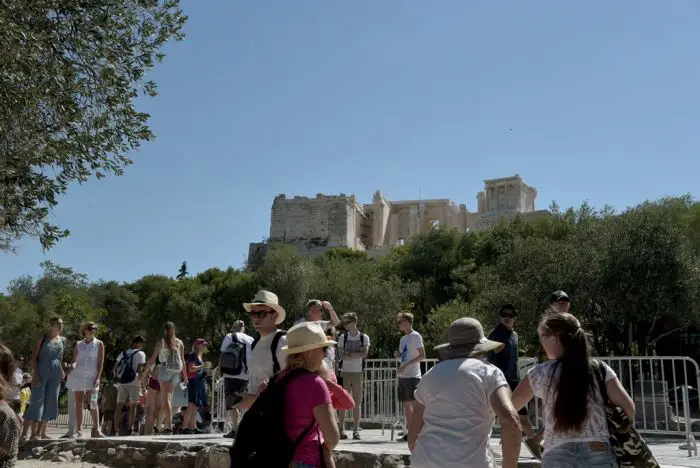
412;358;507;468
8;368;22;400
338;331;370;374
293;317;331;331
116;348;146;386
220;332;254;380
527;360;616;451
246;330;288;395
398;330;424;379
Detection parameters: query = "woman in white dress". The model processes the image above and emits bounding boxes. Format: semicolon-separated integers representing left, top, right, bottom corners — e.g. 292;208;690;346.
66;321;105;438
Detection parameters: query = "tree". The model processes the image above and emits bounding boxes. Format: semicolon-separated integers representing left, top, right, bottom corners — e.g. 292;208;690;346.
0;0;187;251
177;261;188;280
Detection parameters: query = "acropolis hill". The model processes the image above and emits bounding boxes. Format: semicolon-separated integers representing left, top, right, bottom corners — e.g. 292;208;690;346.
248;174;548;264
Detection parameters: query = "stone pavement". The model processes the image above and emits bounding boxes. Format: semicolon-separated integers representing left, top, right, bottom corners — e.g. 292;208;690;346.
38;426;700;467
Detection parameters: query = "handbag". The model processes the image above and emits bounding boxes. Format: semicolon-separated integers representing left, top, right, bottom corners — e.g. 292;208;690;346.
594;361;660;468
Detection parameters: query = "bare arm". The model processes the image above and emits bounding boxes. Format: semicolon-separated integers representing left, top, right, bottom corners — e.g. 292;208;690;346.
31;337;43;385
407;401;425;451
179;340;188;382
144;341;162;374
606;377;635;419
95;341;105;383
511;375;534;412
70;342;79;368
322;301;340;328
313;403;340;451
491;385;521;468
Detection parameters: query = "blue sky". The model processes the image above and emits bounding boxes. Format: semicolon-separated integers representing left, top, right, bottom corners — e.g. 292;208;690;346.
2;0;699;289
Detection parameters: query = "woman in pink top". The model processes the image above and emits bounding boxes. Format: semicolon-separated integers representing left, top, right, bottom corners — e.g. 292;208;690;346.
281;321;341;468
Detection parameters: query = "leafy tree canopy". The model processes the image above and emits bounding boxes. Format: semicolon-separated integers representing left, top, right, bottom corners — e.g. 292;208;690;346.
0;0;187;251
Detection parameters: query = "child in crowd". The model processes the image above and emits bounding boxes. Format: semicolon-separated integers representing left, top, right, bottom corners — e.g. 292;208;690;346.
100;381;118;436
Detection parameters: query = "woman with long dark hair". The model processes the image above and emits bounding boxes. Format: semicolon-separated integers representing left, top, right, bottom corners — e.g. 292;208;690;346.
511;313;635;467
144;322;187;434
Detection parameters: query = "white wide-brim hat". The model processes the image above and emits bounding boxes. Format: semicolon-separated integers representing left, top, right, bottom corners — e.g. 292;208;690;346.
434;317;505;360
243;290;286;325
282;322;336;355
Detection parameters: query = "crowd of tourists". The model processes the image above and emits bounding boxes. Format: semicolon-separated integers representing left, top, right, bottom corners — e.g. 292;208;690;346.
0;288;640;468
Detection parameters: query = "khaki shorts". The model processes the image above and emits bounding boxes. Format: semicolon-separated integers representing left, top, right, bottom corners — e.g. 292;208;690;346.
341;372;363;403
117;384;140;404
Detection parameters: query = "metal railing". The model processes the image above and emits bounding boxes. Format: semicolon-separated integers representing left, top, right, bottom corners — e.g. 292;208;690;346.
47;356;699;457
355;356;699;456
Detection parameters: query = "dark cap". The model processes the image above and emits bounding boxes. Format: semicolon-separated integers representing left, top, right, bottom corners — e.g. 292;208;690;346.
499;304;518;317
550;290;570;304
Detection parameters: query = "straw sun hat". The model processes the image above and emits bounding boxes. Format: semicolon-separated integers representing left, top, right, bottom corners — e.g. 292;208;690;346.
243;290;286;325
282;322;336;355
434;317;505;360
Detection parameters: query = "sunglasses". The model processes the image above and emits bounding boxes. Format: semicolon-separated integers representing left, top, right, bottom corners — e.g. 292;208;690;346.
500;314;516;319
248;310;271;319
86;326;98;331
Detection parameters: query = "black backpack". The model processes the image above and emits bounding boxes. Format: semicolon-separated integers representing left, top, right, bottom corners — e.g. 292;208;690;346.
113;350;137;384
229;368;319;467
251;330;286;374
220;333;247;376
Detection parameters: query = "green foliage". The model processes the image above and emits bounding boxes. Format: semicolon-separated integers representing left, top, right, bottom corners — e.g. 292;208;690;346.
0;0;187;252
1;196;698;367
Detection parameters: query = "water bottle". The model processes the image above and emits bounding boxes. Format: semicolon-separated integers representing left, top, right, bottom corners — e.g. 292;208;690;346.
90;391;99;410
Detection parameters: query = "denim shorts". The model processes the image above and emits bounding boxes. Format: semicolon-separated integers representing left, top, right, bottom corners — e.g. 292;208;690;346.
543;441;618;468
157;366;181;384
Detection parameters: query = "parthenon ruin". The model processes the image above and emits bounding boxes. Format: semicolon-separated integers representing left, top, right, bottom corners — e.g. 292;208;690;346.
247;174;548;264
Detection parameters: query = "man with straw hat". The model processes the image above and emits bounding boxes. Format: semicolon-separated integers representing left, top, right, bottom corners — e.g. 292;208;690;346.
407;317;522;468
235;290;288;410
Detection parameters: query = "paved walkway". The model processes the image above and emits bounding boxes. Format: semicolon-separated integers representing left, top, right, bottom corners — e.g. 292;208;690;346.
44;426;699;467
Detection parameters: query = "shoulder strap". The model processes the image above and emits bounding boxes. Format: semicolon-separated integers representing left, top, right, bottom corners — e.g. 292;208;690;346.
271;330;286;374
340;334;346;350
251;335;261;350
593;361;610;405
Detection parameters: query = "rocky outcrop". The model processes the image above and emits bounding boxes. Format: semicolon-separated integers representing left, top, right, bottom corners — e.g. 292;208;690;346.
19;437;539;467
194;445;230;468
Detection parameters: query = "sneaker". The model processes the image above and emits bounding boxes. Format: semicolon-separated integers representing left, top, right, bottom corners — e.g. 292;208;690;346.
181;429;193;435
524;437;543;460
339;432;348;440
352;430;360;440
60;432;74;439
223;430;236;439
399;434;408;442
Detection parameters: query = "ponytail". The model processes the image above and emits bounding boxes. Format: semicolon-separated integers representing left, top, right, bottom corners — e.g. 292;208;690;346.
163;321;176;349
540;313;595;432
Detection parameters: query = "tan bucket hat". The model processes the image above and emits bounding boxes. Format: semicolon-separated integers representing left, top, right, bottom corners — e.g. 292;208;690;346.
282;322;336;355
243;290;286;325
434;317;504;360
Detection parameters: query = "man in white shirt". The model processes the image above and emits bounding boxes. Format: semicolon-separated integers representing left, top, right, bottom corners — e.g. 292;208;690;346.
113;336;147;435
294;299;340;331
337;312;369;440
235;290;288;410
394;312;425;442
407;318;521;468
219;321;254;438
